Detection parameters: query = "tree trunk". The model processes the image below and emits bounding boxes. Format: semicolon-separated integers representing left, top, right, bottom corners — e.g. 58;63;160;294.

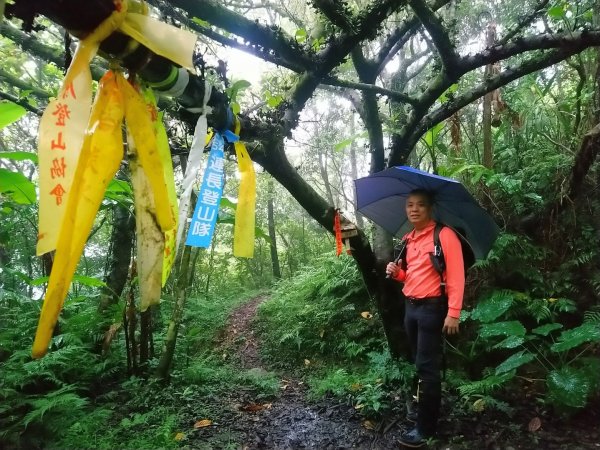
482;23;497;169
99;194;135;311
267;177;281;279
349;114;365;229
156;244;195;380
318;147;335;206
139;308;151;366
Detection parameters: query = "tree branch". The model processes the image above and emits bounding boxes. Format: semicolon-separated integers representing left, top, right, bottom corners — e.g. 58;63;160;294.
164;0;314;71
407;0;458;72
322;76;418;104
400;47;591;156
374;0;451;75
496;0;551;46
283;0;402;133
312;0;355;31
461;30;600;73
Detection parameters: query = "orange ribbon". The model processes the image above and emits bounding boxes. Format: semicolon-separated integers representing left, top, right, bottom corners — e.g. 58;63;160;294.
334;209;343;257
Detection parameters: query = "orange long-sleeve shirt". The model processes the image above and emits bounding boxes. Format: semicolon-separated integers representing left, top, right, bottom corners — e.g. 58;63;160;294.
394;221;465;318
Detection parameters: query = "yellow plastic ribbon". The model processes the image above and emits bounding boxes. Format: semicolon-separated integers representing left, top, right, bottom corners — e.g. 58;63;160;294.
33;71;125;358
32;71;177;357
233;117;256;258
36;2;128;255
143;88;178;285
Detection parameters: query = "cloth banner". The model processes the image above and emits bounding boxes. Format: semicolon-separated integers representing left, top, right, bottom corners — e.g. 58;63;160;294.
186;133;225;248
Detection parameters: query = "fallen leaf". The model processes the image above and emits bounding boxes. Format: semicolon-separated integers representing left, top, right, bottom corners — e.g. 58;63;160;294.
240;403;271;412
319;329;325;338
355;403;365;409
350;383;362;391
528;417;542;432
360;311;373;319
194;419;212;428
304;359;311;366
174;432;185;441
362;419;376;430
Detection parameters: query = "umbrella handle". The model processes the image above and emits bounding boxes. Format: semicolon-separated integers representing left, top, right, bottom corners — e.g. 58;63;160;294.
386;240;407;279
385;253;403;279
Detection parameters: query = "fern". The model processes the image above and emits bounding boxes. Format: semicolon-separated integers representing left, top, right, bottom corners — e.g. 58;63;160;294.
23;385;88;430
458;371;515;397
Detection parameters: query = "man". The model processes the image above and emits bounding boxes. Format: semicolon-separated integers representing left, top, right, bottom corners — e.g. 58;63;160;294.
386;189;464;448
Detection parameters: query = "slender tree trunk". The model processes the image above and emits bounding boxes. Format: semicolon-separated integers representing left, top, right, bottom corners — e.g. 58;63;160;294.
139;308;151;366
482;23;497;169
99;194;135;311
267;177;281;279
318;148;335;206
156;245;195;379
349;114;364;229
126;266;138;374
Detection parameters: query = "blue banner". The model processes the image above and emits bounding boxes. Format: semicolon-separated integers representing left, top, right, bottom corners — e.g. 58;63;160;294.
186;133;225;248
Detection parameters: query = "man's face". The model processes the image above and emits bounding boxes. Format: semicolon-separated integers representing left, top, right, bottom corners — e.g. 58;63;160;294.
405;193;432;227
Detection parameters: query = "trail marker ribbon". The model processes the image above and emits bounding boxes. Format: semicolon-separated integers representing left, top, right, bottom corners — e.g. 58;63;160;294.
186;133;225;248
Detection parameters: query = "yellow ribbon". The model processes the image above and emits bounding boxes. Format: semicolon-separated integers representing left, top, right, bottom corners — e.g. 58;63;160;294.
143;88;178;286
32;71;177;357
33;71;125;358
233;117;256;258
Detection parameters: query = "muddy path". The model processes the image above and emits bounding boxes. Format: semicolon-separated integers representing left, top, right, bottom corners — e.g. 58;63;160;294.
185;295;600;450
187;295;406;449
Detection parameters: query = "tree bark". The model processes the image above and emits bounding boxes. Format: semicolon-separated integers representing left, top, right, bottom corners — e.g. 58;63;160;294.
267;178;281;279
99;196;135;311
349;114;364;229
156;245;194;379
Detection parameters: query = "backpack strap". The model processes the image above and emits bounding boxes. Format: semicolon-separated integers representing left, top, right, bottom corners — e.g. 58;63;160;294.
430;222;446;298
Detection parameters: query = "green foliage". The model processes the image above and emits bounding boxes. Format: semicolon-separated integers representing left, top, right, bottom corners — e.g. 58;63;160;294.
455;287;600;414
257;254;381;365
0;100;26;129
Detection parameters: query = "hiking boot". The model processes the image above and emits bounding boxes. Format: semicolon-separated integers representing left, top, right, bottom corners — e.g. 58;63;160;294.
398;427;427;448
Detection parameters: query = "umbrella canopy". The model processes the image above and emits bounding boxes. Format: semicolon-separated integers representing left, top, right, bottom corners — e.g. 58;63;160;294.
354;166;500;260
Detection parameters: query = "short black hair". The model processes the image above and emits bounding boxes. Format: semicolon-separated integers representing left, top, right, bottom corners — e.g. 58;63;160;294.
408;188;435;206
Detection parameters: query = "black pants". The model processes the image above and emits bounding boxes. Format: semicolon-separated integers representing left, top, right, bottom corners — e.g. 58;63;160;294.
404;298;447;436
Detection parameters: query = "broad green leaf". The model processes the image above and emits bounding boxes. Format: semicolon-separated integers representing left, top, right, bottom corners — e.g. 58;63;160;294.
479;320;526;339
0;168;36;204
104;179;133;203
547;5;565;19
471;291;514;323
438;83;458;103
493;335;525;349
532;323;563;336
547;367;590;408
0;101;27;129
295;28;307;43
217;216;271;244
266;94;283;108
228;80;251;102
495;350;534;375
231;101;241;115
191;17;210;27
551;322;600;352
0;151;38;163
220;197;237;210
423;122;444;147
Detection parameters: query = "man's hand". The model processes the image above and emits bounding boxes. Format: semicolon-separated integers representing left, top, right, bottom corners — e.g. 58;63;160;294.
386;262;400;278
442;316;460;335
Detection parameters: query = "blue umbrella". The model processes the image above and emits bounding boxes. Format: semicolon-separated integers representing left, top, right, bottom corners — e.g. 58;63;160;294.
354;166;499;260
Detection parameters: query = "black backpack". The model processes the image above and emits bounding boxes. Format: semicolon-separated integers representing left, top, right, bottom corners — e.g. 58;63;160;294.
395;223;475;296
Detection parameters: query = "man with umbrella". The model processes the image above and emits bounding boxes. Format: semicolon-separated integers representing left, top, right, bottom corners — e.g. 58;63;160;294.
354;166;499;447
386;188;463;447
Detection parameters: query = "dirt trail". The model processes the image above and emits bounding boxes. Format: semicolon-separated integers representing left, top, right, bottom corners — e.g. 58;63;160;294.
191;295;406;449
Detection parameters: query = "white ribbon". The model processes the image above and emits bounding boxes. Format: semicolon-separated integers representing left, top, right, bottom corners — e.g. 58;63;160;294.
175;81;213;254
